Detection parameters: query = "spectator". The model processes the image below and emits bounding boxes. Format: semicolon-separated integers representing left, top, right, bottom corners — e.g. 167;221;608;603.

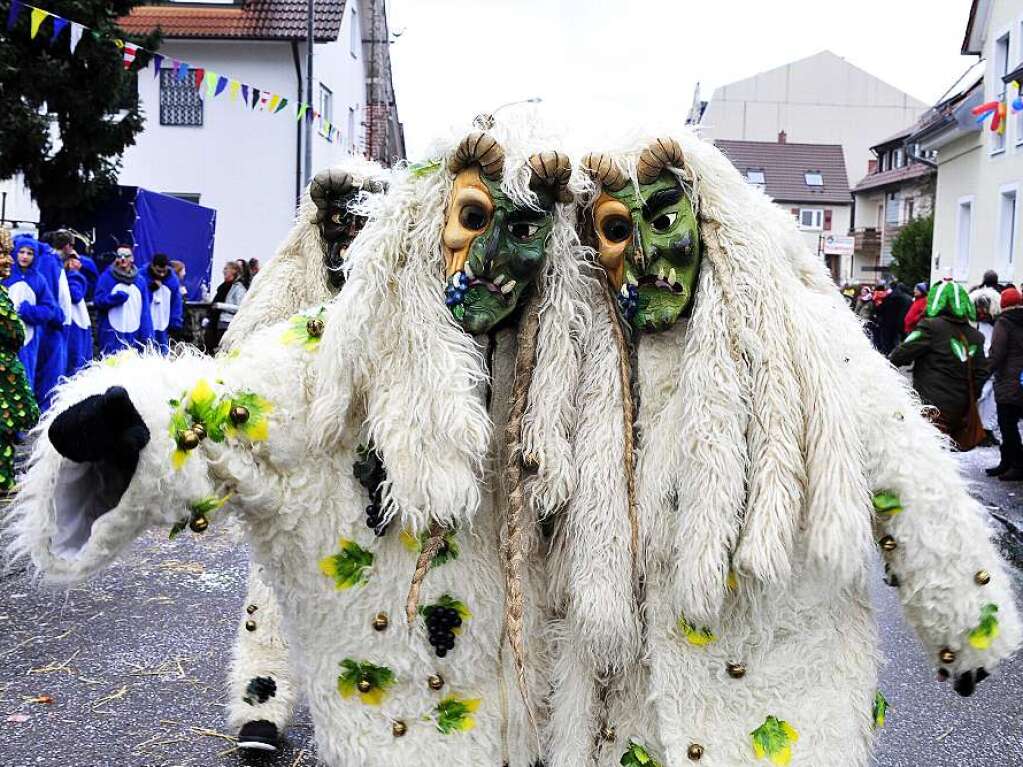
903;282;929;335
971;269;1002;293
147;253;184;354
985;287;1023;480
3;235;60;388
876;281;913;354
61;245;93;378
170;260;190;299
204;261;247;353
890;280;990;446
855;285;876;332
94;246;154;355
235;258;253;289
972;288;1002;446
51;230;99;299
248;258;260;278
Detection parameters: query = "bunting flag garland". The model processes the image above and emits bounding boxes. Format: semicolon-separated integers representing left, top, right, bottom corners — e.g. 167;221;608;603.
7;1;343;143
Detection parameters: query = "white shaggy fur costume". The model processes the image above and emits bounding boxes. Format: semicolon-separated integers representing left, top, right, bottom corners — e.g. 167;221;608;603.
8;124;586;767
545;132;1022;767
218;159;387;737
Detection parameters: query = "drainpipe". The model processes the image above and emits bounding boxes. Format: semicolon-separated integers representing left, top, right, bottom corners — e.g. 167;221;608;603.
305;0;315;187
291;41;303;204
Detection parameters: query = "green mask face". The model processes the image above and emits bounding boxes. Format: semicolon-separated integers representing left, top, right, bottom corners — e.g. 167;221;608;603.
590;170;700;333
443;167;553;335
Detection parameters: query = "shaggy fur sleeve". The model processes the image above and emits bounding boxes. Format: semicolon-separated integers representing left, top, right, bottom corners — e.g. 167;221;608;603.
849;338;1022;683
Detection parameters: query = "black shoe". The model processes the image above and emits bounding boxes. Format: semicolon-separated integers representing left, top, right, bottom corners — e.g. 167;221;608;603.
998;467;1023;482
237;720;279;752
986;464;1009;477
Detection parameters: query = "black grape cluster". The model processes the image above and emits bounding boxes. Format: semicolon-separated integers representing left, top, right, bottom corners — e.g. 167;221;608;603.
424;604;462;657
353;445;388;537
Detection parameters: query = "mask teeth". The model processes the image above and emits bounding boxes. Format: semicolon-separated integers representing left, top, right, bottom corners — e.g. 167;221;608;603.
658;266;666;281
668;268;677;286
494;273;506;286
463;261;475;280
620;284;629;297
501;279;516;295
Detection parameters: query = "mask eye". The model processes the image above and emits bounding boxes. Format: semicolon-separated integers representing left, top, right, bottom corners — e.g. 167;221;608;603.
509;221;540;241
651;211;677;233
601;215;632;244
459;204;489;231
331;212;344;224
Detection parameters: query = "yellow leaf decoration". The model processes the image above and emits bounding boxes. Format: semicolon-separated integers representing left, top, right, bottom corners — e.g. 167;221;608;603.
337;659;395;706
968;603;1000;650
678;615;716;646
872;691;889;730
752;716;799;765
434;695;481;734
872;491;903;517
319;539;374;590
280;307;327;350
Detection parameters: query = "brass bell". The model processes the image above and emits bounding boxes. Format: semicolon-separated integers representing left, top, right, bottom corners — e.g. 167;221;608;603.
245;620;257;632
306;318;325;338
188;515;209;533
879;536;897;552
975;570;991;586
726;663;746;679
427;674;444;691
229;405;250;425
392;720;407;737
357;678;373;693
191;422;207;441
600;725;616;742
939;648;956;664
687;743;704;760
246;604;258;614
372;613;389;631
177;429;200;450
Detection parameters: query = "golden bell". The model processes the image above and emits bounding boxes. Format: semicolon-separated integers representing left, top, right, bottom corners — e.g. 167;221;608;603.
975;570;991;586
879;536;897;552
372;613;389;631
245;620;257;632
600;725;616;742
229;405;250;425
306;318;325;338
427;674;444;691
188;515;209;533
191;422;207;441
246;604;258;615
726;663;746;679
392;720;407;737
687;743;704;760
357;678;373;693
939;648;956;664
177;429;200;451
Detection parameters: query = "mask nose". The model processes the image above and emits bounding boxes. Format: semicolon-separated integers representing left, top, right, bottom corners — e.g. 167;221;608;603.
482;208;506;271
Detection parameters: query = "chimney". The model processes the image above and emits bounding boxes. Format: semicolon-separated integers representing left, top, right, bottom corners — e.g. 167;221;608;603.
868;159;878;175
778;130;787;144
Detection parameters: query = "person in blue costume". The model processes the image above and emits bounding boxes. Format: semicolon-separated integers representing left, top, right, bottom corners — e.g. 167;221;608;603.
3;236;60;388
32;241;70;411
147;253;184;354
94;246;154;355
49;231;95;375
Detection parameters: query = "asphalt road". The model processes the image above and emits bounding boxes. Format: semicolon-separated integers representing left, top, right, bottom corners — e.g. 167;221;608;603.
2;449;1022;767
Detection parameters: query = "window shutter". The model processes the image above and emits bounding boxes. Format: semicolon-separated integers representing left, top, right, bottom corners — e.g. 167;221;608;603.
791;208;799;218
824;209;833;231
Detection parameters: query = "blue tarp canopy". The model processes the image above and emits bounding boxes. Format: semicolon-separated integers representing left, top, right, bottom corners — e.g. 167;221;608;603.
86;187;216;301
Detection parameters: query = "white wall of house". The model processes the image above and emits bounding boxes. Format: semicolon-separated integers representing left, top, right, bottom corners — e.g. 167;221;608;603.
778;201;853;279
929;0;1023;287
0;176;40;233
700;51;927;182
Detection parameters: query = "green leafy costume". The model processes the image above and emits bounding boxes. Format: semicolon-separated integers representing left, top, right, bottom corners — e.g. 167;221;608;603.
0;285;39;490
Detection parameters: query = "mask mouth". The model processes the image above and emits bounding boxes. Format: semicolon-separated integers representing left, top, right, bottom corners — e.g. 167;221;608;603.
637;272;685;295
446;270;518;309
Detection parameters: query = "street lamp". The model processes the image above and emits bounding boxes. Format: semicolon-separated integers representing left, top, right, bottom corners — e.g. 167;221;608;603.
473;98;543;130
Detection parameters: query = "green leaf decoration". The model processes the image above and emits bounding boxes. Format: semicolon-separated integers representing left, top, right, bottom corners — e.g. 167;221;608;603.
337;659;395;706
620;741;662;767
420;594;473;635
409;159;442;177
968;603;1001;650
949;337;968;363
225;391;273;442
872;491;903;517
872;691;890;730
280;307;327;350
678;615;716;646
191;493;232;516
751;716;799;765
319;539;374;589
434;695;481;734
400;527;460;567
168;519;188;540
903;329;924;345
927;281;976;321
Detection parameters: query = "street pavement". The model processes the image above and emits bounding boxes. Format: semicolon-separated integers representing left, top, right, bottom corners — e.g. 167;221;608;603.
1;448;1022;767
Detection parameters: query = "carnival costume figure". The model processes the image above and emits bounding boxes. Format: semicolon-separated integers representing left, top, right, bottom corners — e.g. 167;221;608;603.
3;235;60;389
94;246;154;355
8;123;586;767
542;134;1022;767
32;241;71;411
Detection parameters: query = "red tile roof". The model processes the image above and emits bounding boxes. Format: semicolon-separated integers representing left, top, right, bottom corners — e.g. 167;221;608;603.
852;162;934;194
119;1;346;42
715;139;851;205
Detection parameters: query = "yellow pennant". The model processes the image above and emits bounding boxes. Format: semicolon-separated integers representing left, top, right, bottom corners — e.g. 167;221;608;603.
30;8;49;39
229;80;240;101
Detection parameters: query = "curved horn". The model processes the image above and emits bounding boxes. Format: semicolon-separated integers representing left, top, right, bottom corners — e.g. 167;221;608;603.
637;137;685;185
581;152;628;193
309;169;356;213
363;178;389;195
528;151;573;204
0;227;11;257
447;131;505;179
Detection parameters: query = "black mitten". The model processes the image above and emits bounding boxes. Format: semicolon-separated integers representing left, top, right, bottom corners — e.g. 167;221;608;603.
48;386;150;480
952;667;989;697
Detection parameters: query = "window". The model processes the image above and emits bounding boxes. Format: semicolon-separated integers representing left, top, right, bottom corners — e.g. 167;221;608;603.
993;32;1010;153
804;171;823;187
885;192;901;226
893;148;904;168
955;198;974;280
745;169;765;187
348;107;356;153
319;84;333;137
349;4;359;58
999;186;1018;270
159;68;203;127
799;208;824;230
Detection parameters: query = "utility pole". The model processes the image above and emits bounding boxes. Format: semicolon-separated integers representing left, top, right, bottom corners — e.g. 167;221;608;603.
304;0;314;185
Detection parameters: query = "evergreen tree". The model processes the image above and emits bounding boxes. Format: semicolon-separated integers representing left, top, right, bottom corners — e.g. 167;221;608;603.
0;1;159;228
889;213;933;288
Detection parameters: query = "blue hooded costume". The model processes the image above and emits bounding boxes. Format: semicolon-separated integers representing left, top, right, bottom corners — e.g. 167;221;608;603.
3;236;60;390
33;242;70;411
94;262;154;355
65;266;93;376
148;266;184;354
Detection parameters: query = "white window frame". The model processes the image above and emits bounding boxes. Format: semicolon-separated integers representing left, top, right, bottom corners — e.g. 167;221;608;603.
319;83;334;138
1016;15;1023;147
955;195;975;282
745;169;765;187
992;29;1011;155
998;183;1020;273
804;171;824;187
799;208;824;231
349;4;359;58
347;107;357;153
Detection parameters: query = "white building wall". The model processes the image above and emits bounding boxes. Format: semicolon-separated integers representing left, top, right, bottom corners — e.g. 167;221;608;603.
700;52;927;183
0;176;40;233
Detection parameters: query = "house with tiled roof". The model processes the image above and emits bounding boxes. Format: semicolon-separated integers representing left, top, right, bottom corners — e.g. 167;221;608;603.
717;134;854;282
113;0;404;278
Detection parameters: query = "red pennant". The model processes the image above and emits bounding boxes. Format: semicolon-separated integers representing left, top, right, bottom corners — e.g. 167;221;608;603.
193;68;205;90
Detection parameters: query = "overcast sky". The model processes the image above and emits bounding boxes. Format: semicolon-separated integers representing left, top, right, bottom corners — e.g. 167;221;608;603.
386;0;978;159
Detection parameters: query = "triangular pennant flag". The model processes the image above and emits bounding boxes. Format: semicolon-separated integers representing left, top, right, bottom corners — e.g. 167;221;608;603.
152;53;164;76
259;92;270;110
229;80;240;101
49;16;68;44
323;119;332;138
296;103;308;121
267;94;280;112
122;42;139;70
69;21;84;53
29;7;48;39
194;68;206;90
175;60;188;81
250;88;261;109
6;1;23;32
205;70;218;97
275;97;288;114
240;84;250;104
214;75;228;97
113;38;124;49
